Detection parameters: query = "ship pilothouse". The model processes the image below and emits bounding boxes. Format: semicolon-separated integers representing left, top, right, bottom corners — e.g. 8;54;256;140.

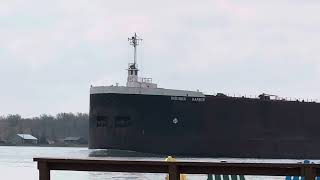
127;33;157;88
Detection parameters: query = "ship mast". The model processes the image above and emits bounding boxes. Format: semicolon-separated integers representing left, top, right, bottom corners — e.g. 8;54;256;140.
126;33;142;87
126;33;157;88
128;33;142;66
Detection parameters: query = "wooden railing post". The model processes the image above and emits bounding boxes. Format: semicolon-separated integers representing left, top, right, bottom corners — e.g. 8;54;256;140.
303;166;316;180
38;161;50;180
168;164;180;180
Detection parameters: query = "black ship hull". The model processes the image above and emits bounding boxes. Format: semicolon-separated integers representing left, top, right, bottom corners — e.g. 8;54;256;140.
89;91;320;159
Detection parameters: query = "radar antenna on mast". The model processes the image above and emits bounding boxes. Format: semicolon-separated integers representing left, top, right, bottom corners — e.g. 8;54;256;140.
128;33;142;65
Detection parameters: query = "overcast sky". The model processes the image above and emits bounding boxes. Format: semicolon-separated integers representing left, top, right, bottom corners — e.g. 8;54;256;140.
1;0;320;117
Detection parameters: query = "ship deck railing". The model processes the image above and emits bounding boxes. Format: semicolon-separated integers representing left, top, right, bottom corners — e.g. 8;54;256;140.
211;93;319;103
34;157;320;180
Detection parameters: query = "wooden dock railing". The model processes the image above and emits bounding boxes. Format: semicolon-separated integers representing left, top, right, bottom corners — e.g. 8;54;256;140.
33;158;320;180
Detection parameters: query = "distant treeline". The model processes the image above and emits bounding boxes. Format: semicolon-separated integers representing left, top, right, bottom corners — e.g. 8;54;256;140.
0;113;88;144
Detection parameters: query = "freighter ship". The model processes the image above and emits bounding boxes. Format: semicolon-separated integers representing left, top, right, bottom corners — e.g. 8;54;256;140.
89;33;320;159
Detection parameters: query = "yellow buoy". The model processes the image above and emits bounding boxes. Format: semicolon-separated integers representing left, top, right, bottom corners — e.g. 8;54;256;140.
165;156;187;180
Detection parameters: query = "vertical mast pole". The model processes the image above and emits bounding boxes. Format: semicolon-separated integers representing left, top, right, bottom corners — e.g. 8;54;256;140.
134;33;137;65
128;33;142;66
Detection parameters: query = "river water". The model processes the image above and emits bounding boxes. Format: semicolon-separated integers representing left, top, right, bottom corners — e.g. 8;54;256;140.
0;146;315;180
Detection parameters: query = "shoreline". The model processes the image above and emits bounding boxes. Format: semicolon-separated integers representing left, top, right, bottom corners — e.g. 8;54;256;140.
0;144;88;148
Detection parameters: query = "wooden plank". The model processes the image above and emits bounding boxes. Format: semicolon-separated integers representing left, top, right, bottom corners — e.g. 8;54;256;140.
49;162;168;173
303;166;316;180
33;158;320;167
38;161;50;180
168;164;180;180
179;165;302;176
